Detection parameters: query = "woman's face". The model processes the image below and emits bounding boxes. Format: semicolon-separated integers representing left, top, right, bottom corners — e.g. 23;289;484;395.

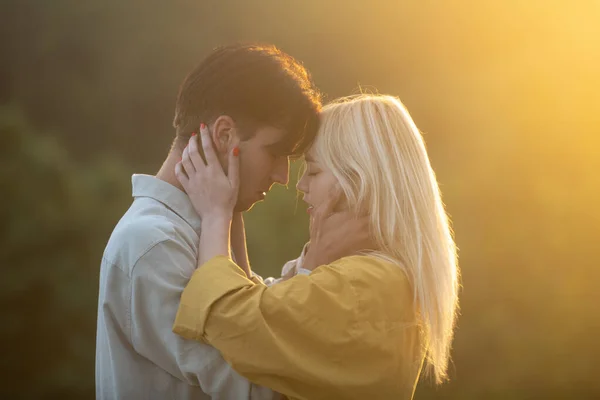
296;147;339;216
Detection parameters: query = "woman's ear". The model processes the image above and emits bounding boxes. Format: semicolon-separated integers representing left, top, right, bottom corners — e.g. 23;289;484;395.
211;115;237;153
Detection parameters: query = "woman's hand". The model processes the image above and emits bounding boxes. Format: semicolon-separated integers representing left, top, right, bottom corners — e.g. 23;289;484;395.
175;123;240;221
175;123;240;266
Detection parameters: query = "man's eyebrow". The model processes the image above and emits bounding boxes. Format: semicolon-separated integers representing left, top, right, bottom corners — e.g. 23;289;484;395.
265;140;301;157
265;140;290;151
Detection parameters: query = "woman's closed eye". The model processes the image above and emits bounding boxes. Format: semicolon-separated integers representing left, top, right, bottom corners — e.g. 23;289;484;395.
306;167;320;177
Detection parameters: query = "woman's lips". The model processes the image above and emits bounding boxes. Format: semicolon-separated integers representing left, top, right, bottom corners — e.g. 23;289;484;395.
303;197;314;213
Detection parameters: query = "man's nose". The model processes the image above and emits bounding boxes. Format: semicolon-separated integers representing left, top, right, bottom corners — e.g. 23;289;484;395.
296;172;308;193
272;157;290;186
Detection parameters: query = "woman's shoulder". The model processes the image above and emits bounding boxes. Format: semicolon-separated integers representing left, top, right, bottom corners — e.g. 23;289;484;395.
317;254;414;317
329;254;407;281
311;255;410;294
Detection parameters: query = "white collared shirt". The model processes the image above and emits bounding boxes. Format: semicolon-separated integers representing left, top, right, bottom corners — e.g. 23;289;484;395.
262;243;311;286
95;174;275;400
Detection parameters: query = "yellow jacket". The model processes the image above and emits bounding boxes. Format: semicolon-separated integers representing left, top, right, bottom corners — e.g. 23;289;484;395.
173;255;424;400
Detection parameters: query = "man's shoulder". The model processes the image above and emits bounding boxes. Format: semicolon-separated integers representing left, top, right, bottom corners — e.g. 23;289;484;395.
102;198;197;275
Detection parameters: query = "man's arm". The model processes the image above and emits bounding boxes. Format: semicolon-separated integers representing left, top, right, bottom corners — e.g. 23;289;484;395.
128;238;274;400
231;212;251;277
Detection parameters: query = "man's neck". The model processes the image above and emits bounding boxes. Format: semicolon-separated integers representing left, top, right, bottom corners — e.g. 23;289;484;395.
155;147;251;275
155;150;185;192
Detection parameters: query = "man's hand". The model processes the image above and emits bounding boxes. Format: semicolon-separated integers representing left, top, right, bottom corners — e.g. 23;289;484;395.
230;212;252;278
279;265;298;282
303;185;376;271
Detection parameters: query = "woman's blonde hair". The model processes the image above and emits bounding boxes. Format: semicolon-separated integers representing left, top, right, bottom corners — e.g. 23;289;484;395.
313;94;460;384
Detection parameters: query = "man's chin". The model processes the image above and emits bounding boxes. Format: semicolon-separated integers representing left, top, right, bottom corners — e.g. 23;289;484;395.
234;200;257;213
234;193;266;212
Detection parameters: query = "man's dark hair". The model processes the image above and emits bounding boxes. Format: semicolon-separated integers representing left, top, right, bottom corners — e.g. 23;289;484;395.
173;43;322;157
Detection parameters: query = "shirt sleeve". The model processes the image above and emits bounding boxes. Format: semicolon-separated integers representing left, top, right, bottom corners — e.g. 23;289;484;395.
129;240;275;400
173;255;377;399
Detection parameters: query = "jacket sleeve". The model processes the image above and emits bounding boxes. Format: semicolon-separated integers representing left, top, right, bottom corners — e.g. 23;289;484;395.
173;255;374;399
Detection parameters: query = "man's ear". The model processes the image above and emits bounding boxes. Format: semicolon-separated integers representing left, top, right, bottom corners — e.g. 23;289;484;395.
211;115;238;153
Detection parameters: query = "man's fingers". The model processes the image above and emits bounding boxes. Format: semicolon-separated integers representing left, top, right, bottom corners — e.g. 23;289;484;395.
181;145;196;175
316;183;343;218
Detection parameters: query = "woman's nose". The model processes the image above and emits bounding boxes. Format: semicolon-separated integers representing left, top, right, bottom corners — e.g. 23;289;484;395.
296;173;308;193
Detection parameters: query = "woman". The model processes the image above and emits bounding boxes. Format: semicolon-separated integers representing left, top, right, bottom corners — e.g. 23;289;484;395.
173;94;460;399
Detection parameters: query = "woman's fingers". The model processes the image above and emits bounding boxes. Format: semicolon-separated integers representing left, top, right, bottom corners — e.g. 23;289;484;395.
188;133;205;171
181;142;196;176
175;123;239;216
199;123;220;167
175;161;189;188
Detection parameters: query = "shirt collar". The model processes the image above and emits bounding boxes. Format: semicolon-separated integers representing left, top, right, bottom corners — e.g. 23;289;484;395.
131;174;201;232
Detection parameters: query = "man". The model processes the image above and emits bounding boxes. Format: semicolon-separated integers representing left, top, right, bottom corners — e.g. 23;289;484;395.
95;43;321;400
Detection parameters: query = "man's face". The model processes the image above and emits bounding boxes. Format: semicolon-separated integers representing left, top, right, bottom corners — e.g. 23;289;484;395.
233;126;291;212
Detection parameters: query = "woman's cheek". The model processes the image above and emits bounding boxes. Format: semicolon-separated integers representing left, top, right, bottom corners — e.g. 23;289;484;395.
311;182;325;207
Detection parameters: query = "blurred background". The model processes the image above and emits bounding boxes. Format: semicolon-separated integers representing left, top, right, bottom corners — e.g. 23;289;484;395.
1;1;599;399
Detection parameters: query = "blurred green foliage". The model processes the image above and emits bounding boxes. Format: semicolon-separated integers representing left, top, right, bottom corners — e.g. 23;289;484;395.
1;1;599;399
0;107;131;398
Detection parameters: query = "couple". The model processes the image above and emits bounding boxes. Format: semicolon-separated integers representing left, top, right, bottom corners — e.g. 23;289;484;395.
96;43;459;400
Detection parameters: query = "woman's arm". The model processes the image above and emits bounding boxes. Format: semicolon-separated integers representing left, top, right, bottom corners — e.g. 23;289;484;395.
173;255;406;400
198;214;232;266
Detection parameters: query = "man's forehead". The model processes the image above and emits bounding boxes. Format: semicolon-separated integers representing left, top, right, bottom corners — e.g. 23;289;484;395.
256;126;287;144
260;126;302;155
255;125;314;158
